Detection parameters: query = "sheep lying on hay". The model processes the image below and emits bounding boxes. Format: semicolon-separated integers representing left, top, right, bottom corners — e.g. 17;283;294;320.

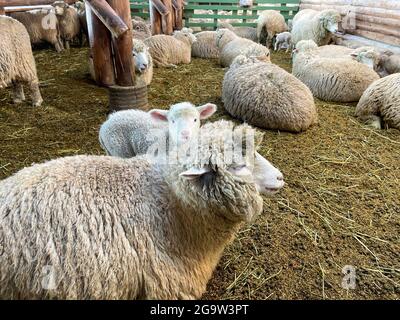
192;31;220;59
0;120;284;299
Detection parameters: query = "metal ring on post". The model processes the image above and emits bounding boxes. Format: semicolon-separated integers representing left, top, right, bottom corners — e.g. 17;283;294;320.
108;84;148;112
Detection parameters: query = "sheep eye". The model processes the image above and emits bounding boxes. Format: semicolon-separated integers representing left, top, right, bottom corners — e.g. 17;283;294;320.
194;119;197;122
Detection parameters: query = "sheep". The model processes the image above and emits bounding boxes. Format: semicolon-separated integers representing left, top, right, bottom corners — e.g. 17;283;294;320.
291;9;341;46
256;10;288;48
292;40;380;102
10;8;64;52
377;51;400;77
144;28;196;68
216;28;270;67
191;31;219;59
222;55;317;133
132;39;153;86
132;18;152;41
274;31;292;52
52;1;81;50
99;102;217;158
0;120;285;299
0;16;43;107
217;22;258;42
355;73;400;130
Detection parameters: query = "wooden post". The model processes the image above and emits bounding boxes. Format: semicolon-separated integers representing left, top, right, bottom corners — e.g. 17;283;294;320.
161;0;173;35
0;6;5;15
107;0;135;87
0;0;76;5
172;0;183;30
150;1;162;35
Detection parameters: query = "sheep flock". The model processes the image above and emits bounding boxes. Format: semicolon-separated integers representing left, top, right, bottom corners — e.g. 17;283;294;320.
0;3;399;301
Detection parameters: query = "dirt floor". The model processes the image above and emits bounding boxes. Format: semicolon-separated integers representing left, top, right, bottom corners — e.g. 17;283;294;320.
0;47;399;300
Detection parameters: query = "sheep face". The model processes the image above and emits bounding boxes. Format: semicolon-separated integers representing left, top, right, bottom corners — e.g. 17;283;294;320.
351;50;379;70
320;11;341;34
52;1;68;16
133;47;149;73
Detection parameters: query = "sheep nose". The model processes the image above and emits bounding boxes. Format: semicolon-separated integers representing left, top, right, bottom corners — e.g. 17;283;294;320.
277;174;284;181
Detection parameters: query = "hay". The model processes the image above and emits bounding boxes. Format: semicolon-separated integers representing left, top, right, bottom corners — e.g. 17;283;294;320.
0;47;399;299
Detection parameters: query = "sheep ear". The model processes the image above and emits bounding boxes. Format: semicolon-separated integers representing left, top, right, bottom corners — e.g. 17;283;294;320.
180;166;211;180
149;109;169;122
197;103;217;120
349;52;358;58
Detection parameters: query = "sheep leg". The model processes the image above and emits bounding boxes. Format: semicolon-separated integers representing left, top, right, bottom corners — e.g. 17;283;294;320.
156;62;177;68
29;82;43;107
12;82;25;104
65;40;70;50
55;40;63;53
359;114;382;129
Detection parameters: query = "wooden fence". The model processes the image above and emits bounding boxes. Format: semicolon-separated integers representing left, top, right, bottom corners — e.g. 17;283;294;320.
130;0;300;29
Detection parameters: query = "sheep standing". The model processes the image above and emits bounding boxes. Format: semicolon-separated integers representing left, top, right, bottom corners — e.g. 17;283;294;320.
144;28;196;68
74;1;88;46
274;32;292;52
0;16;43;107
218;22;258;42
132;18;152;41
53;1;81;50
222;55;317;132
377;51;400;77
256;10;287;48
355;73;400;130
132;39;153;86
0;120;284;299
10;8;63;52
99;102;217;158
291;9;341;46
292;40;380;102
191;31;219;59
216;28;270;67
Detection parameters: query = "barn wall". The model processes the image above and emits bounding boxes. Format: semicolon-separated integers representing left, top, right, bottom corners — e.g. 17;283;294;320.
299;0;400;47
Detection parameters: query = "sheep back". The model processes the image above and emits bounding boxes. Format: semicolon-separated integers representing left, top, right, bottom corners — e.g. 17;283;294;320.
191;31;219;59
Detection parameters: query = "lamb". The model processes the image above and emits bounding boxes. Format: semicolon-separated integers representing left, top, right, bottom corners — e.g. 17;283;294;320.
144;28;196;68
0;120;285;299
132;18;152;41
191;31;219;59
216;28;270;67
292;40;380;102
10;8;64;52
222;55;317;132
218;22;258;42
132;39;153;86
52;1;81;50
0;16;43;107
274;31;292;52
291;9;341;46
256;10;288;48
377;51;400;77
99;102;217;158
355;73;400;130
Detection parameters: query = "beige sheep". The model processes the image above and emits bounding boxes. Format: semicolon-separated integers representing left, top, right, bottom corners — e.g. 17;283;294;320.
218;22;258;42
256;10;288;48
144;28;196;68
52;1;81;50
355;73;400;130
0;16;43;107
216;28;270;67
191;31;219;59
222;55;317;132
132;18;151;41
377;51;400;77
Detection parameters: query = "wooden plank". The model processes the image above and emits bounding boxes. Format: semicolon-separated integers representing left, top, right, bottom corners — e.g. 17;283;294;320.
185;5;298;11
0;0;76;5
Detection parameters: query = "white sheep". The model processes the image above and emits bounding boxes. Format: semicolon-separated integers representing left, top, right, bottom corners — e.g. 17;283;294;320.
274;31;292;52
355;73;400;130
191;31;219;59
132;18;152;41
99;101;217;158
256;10;288;48
216;28;270;67
218;22;258;42
377;51;400;77
222;55;317;132
0;120;284;299
292;40;380;102
144;28;196;68
52;1;81;50
291;9;341;46
0;16;43;107
132;39;153;86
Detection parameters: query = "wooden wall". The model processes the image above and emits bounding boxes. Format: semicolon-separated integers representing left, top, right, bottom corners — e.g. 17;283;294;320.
300;0;400;47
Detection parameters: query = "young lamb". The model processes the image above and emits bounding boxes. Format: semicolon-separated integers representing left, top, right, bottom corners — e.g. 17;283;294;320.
144;28;196;68
0;16;43;107
99;102;217;158
377;51;400;77
256;10;288;48
191;31;219;59
355;73;400;130
10;8;64;52
216;28;270;67
274;31;292;52
132;39;153;86
0;120;284;299
132;18;152;41
218;22;258;42
222;55;317;132
292;40;380;102
291;9;341;46
52;1;81;50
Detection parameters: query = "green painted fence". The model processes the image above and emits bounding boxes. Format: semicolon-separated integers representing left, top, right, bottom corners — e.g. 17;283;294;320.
130;0;300;30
